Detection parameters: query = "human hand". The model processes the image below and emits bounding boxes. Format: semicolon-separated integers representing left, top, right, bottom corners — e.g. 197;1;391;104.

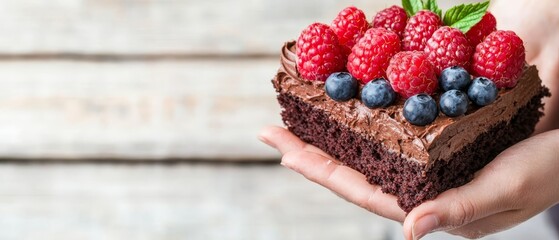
402;129;559;239
258;125;407;222
490;0;559;132
259;126;559;239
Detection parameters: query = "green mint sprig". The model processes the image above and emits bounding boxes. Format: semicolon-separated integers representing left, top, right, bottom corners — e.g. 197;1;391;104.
443;1;490;33
402;0;424;17
401;0;490;33
422;0;442;18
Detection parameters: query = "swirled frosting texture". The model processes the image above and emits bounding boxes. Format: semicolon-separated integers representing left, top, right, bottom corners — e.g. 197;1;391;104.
274;41;544;166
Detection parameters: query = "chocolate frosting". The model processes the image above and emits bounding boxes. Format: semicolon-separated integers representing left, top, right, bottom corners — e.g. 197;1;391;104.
274;41;545;167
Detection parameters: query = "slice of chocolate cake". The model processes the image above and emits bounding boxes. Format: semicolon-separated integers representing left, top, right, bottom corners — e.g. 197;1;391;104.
273;41;550;212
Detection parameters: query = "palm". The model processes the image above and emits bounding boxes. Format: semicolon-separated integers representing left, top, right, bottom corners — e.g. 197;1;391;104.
260;126;559;239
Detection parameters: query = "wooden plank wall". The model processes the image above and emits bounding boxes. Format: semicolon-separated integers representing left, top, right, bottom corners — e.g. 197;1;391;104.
0;0;475;160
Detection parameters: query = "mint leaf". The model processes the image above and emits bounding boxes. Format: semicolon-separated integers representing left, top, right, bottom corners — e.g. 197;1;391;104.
443;1;490;33
402;0;423;16
422;0;442;18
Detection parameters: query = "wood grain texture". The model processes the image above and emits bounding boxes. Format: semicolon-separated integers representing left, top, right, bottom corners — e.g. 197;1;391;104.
0;164;395;240
0;0;484;160
0;163;554;240
0;0;480;56
0;0;404;55
0;59;282;160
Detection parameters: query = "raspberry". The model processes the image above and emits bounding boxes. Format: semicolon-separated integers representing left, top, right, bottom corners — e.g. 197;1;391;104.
471;30;525;88
331;6;370;56
296;23;346;81
387;51;438;98
372;6;408;38
424;26;473;75
402;10;442;51
347;28;400;84
466;12;497;48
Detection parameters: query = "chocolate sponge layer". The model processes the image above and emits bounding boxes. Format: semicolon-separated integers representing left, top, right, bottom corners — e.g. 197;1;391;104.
277;88;549;212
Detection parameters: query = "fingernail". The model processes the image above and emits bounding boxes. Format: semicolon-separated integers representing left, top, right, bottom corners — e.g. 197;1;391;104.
412;215;439;240
280;155;293;169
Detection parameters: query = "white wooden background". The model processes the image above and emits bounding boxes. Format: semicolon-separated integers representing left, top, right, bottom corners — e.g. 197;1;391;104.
0;163;555;240
1;1;557;240
0;0;476;160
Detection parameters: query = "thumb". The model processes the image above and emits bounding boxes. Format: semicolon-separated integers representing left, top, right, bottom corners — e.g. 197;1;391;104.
403;132;559;240
402;174;514;240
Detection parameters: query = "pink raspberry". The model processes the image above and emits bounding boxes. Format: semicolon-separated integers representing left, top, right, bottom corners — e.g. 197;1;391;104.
424;26;473;75
347;28;401;84
471;30;526;88
402;10;442;51
331;6;370;56
466;12;497;48
296;23;346;81
372;6;408;38
387;51;438;98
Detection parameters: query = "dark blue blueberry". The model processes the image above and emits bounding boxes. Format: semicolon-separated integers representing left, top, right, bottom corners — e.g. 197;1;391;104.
439;90;469;117
467;77;498;106
325;72;359;102
439;66;472;91
361;78;396;108
403;94;439;126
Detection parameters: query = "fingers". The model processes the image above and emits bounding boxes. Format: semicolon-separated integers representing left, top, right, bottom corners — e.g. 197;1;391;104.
282;150;406;222
402;169;516;240
401;135;558;240
258;125;297;153
258;126;330;158
258;125;406;222
446;209;528;239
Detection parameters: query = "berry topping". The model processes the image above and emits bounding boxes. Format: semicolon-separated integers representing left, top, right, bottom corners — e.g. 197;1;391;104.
347;28;401;84
290;1;522;127
467;77;498;106
325;72;360;102
439;66;472;91
296;23;346;82
466;12;497;48
361;78;396;108
372;6;408;38
424;26;473;75
471;30;526;88
439;90;469;117
387;51;438;99
402;10;442;51
403;94;439;126
331;6;370;56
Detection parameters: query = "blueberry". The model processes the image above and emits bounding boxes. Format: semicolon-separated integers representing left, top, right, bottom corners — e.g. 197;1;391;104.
361;78;396;108
325;72;359;102
439;90;469;117
403;94;439;126
439;66;471;91
467;77;498;106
